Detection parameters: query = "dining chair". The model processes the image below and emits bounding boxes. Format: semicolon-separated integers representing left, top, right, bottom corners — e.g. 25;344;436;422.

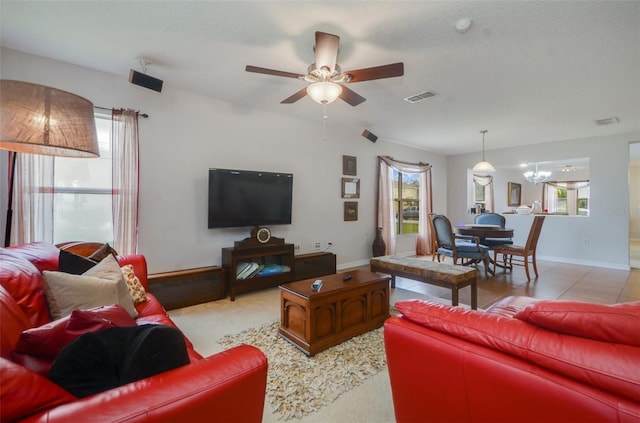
493;216;545;280
474;213;514;248
431;214;491;277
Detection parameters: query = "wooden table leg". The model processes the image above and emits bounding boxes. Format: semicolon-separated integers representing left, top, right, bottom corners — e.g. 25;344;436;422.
470;279;477;310
451;287;459;307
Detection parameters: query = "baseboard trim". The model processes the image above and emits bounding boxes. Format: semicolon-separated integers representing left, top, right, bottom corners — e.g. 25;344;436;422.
536;255;630;271
338;251;415;271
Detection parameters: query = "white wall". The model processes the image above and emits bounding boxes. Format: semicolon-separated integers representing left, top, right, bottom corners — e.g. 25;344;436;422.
0;48;448;273
631;159;640;240
448;133;640;270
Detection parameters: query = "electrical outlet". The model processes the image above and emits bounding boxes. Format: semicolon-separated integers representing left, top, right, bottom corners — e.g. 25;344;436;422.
313;242;321;249
294;244;300;252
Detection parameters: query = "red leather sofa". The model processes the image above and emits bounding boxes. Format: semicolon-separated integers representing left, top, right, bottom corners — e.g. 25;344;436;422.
385;296;640;422
1;242;268;422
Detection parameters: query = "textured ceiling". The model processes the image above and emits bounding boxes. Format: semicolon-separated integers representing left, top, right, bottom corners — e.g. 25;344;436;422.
1;1;639;156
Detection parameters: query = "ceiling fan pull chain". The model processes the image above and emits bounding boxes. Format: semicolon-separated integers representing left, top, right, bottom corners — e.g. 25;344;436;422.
323;104;327;141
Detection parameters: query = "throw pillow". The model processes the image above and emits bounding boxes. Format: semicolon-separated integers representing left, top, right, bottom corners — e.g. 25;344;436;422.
83;255;138;318
58;249;97;275
12;305;137;375
515;300;640;347
121;264;149;304
42;271;120;320
88;242;118;262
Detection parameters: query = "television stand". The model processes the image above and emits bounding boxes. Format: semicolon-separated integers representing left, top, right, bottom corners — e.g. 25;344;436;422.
222;233;295;301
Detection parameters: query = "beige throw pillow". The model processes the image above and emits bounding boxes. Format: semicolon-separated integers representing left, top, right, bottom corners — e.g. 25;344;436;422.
43;255;138;320
83;255;138;318
42;272;120;321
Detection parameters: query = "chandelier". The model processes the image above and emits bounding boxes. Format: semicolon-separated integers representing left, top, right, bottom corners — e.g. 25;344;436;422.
523;163;551;184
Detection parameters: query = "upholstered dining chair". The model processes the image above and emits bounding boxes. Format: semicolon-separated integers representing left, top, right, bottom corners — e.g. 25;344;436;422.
474;213;514;248
493;216;545;280
431;214;491;277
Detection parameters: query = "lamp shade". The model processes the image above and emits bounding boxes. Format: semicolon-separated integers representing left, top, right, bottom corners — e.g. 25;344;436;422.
307;82;343;104
0;80;99;157
472;160;496;172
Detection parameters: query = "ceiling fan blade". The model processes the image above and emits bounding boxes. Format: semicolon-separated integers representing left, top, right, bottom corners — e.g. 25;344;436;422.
339;85;366;106
314;31;340;73
281;87;309;104
344;62;404;83
245;65;304;79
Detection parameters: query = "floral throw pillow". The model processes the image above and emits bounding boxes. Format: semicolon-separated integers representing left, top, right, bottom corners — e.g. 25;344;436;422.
120;264;149;304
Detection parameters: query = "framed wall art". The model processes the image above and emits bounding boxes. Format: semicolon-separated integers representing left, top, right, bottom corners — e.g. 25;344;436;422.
341;177;360;198
508;182;522;206
344;201;358;221
342;155;357;176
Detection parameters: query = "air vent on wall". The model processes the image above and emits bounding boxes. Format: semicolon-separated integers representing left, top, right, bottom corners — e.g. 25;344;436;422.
595;117;620;126
404;90;437;104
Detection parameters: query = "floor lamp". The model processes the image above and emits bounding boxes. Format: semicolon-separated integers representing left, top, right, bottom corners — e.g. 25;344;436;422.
0;80;100;247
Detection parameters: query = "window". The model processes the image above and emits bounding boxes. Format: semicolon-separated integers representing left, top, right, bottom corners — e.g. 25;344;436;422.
52;115;113;243
474;181;486;204
544;181;590;216
393;169;420;235
577;186;590;216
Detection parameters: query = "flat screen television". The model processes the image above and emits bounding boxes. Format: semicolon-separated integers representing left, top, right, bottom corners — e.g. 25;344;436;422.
208;168;293;229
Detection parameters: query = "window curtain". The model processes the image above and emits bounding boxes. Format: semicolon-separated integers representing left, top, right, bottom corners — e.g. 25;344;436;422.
472;174;494;212
377;156;433;256
10;152;54;244
111;109;140;255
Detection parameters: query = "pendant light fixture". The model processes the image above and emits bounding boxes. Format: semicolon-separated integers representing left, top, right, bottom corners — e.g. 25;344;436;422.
472;130;495;173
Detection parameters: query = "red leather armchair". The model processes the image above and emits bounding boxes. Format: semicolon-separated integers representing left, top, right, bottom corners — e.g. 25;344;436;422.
1;242;268;422
384;296;640;422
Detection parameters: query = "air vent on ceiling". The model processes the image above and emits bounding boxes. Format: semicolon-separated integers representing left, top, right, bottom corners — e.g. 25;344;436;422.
595;117;620;126
404;90;437;104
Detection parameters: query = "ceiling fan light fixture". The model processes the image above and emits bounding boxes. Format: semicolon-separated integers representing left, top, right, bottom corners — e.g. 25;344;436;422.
307;81;342;104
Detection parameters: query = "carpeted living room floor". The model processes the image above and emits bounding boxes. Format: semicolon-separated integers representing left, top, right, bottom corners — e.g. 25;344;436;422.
168;258;639;422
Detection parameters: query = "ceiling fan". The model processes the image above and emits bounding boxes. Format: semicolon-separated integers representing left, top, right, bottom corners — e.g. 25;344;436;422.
245;31;404;106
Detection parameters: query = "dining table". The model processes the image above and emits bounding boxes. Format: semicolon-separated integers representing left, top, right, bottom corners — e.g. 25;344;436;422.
456;224;515;271
456;224;514;243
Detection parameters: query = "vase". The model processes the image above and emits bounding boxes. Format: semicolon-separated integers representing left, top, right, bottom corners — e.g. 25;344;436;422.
532;201;543;214
372;227;387;257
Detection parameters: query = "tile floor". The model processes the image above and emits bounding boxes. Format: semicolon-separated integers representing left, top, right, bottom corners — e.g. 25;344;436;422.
360;257;640;309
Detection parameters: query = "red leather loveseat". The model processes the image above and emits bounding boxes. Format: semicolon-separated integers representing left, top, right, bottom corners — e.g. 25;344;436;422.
1;242;268;422
385;296;640;422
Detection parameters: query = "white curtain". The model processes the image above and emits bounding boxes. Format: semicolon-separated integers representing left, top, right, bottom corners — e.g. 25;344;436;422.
111;109;140;255
472;174;494;212
11;152;54;244
377;156;433;256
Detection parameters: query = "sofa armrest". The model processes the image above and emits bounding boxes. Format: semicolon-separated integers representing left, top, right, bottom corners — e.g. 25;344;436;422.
21;345;268;423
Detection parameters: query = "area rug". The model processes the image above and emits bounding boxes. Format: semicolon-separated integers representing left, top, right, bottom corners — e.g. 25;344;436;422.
217;320;387;421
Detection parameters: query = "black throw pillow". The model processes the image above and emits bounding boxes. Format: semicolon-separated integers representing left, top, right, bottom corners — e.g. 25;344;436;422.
48;324;190;398
58;250;98;275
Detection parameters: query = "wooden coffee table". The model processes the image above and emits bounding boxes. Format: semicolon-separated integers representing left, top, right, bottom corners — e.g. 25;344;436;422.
279;269;391;356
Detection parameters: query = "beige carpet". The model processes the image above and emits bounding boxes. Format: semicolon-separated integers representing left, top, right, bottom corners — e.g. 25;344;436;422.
168;285;453;422
219;321;386;420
